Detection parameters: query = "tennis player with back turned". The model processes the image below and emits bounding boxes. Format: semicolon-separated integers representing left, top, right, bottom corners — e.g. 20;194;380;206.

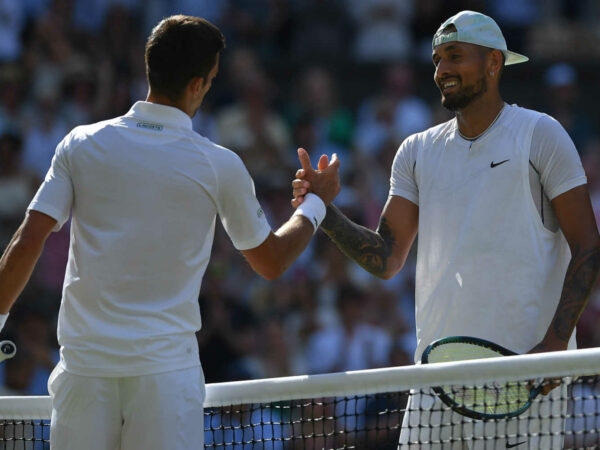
293;10;600;449
0;15;340;450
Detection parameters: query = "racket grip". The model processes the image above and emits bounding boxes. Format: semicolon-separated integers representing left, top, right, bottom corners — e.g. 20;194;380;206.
0;340;16;361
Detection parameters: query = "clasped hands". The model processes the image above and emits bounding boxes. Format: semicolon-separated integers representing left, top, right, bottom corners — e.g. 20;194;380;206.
291;148;340;208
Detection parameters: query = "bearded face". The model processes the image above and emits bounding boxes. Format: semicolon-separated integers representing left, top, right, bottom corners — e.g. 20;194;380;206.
439;73;488;111
432;41;494;112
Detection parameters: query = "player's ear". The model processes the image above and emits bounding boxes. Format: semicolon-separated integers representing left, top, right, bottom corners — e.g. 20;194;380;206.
488;49;503;78
188;76;206;99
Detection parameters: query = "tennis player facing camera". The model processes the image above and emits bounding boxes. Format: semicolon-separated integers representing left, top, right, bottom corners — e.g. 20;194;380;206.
0;15;339;450
293;10;600;449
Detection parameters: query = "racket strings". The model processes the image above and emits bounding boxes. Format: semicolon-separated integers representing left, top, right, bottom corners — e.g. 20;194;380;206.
445;382;531;416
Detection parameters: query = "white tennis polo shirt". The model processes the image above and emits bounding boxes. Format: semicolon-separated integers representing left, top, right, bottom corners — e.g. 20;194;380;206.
29;101;272;376
390;104;586;360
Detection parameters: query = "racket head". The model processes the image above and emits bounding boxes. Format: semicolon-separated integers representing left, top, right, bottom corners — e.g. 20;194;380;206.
421;336;538;420
421;335;517;364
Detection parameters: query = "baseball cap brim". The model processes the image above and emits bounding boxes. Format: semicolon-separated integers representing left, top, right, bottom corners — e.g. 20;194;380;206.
503;50;529;66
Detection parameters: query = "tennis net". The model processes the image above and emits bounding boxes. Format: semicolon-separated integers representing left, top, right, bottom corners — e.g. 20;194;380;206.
0;347;599;449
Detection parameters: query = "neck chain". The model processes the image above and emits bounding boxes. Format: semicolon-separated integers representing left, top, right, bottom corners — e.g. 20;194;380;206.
458;104;505;142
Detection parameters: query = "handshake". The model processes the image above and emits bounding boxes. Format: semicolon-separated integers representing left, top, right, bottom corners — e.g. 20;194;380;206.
289;148;340;232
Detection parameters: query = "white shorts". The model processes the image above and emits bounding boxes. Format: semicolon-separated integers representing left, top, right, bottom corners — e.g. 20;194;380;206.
398;385;567;450
48;363;205;450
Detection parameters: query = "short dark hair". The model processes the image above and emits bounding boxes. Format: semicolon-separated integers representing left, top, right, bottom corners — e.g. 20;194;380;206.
145;15;226;101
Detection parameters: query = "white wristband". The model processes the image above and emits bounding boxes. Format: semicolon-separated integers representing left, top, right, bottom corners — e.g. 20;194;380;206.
293;193;326;233
0;313;8;332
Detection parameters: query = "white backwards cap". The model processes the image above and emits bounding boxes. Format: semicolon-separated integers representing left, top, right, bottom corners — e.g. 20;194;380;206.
432;10;529;66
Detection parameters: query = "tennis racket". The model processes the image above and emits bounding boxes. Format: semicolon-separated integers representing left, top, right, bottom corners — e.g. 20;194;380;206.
421;336;543;420
0;340;16;362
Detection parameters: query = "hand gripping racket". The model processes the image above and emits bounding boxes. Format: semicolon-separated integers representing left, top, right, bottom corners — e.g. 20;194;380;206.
421;336;543;420
0;340;16;362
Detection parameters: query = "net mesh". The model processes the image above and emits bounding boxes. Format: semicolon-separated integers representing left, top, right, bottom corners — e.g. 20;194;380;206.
204;393;405;449
0;348;599;449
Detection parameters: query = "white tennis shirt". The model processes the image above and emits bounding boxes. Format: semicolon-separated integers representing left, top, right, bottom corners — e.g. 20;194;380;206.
390;104;587;360
28;101;272;376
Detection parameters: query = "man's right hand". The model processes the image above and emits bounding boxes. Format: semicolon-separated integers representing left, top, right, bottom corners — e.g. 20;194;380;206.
291;148;340;208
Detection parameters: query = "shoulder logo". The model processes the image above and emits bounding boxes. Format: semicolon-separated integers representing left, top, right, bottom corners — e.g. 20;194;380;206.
490;159;509;168
136;121;164;131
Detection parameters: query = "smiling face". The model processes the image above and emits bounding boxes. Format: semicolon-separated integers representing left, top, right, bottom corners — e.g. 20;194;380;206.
432;41;494;112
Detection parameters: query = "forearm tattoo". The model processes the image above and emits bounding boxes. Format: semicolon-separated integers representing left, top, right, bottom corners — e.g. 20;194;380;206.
552;245;600;343
321;204;394;277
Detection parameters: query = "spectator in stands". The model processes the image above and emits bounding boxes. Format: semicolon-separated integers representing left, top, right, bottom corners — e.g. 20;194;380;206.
276;278;321;375
353;62;433;221
135;0;212;37
285;66;354;181
216;63;292;191
0;0;26;63
60;55;98;128
257;314;293;378
10;308;59;395
0;132;39;249
345;0;415;63
21;87;69;181
542;62;597;155
541;0;600;24
304;282;392;374
302;281;394;449
355;63;433;153
19;3;74;178
197;289;242;383
485;0;540;53
287;0;351;65
71;0;142;35
0;64;28;136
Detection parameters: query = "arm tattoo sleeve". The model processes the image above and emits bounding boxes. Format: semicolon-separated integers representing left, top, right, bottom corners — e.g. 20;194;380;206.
551;245;600;344
320;204;395;278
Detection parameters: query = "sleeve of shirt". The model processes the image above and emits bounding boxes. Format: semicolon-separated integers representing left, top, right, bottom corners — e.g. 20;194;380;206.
389;134;419;205
214;150;272;251
531;114;587;200
27;136;74;231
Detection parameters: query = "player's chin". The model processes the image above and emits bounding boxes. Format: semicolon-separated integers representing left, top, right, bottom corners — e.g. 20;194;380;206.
441;96;461;112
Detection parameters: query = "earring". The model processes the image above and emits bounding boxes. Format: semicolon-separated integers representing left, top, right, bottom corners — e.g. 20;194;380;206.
490;71;495;77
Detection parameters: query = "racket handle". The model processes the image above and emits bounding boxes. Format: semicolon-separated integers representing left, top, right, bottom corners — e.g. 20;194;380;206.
0;340;16;361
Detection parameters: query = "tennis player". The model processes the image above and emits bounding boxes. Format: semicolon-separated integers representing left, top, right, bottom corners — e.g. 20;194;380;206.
0;15;340;450
293;10;600;449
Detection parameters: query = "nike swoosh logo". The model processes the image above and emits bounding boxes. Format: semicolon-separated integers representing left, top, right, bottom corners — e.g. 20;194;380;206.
506;441;526;448
490;159;510;168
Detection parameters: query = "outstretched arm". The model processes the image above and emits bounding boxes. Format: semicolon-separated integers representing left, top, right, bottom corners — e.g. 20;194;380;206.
292;149;418;279
319;197;418;279
242;148;341;280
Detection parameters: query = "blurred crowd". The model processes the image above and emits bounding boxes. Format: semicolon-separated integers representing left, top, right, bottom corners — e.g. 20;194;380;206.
0;0;600;396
